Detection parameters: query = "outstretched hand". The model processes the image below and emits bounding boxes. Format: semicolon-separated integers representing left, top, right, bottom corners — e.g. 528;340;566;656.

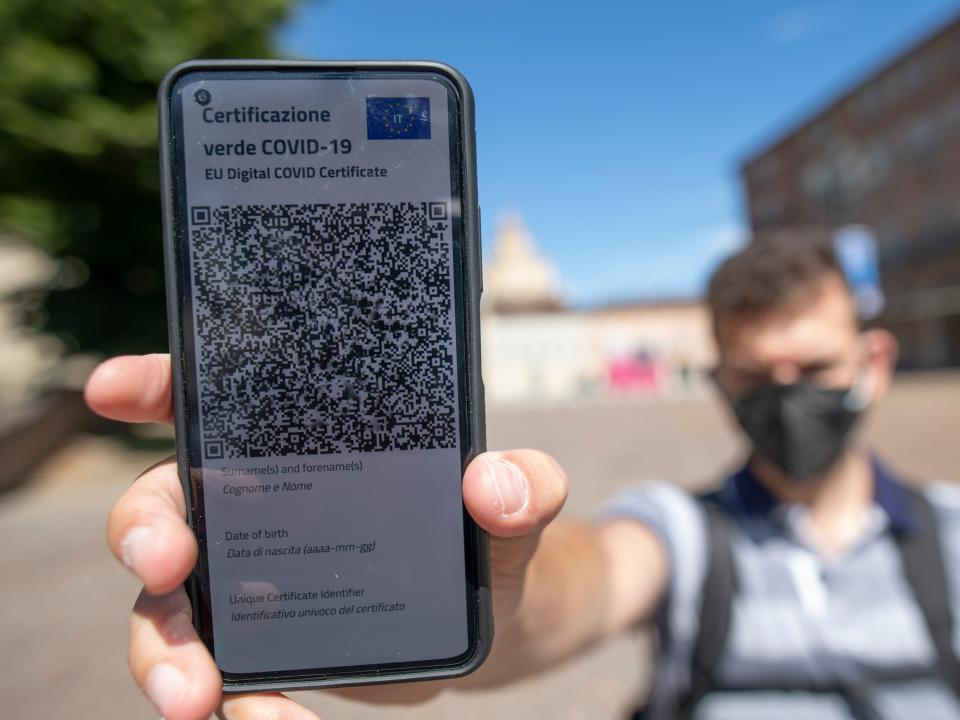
86;354;569;720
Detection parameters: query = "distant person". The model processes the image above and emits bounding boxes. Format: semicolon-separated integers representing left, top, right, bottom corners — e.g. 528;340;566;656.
86;237;960;720
676;357;693;393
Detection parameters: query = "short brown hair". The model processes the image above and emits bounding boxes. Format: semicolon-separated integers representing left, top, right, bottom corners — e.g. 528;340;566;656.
707;229;849;323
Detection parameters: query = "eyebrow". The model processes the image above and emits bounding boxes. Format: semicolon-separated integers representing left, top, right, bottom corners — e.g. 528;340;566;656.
725;354;846;375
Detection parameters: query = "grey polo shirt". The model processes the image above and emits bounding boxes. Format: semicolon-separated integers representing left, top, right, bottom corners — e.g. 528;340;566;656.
602;458;960;720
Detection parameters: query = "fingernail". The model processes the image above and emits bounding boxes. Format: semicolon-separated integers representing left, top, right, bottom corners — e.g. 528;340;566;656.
121;526;154;578
484;457;529;516
145;662;189;717
223;698;317;720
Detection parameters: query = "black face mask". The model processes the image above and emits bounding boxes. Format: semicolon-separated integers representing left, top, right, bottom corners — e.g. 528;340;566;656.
731;380;868;482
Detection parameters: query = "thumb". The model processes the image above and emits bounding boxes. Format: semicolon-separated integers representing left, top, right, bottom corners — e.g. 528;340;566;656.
463;450;568;613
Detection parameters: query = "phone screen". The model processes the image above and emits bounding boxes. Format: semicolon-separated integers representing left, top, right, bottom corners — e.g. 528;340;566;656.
166;68;480;679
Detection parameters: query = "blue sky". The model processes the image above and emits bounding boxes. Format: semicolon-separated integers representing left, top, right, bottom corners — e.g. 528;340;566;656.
280;0;960;305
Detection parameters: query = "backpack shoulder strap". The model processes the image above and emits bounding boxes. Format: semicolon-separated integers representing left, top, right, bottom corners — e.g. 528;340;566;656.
676;494;738;719
894;486;960;695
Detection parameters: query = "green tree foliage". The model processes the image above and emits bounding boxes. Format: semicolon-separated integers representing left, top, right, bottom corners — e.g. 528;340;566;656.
0;0;298;355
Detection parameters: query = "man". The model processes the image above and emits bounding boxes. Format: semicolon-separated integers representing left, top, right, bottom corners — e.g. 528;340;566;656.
86;238;960;720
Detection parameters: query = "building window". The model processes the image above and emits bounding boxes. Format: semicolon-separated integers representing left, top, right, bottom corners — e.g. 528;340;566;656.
901;56;929;96
852;85;883;120
749;155;780;184
805;119;833;150
752;194;785;227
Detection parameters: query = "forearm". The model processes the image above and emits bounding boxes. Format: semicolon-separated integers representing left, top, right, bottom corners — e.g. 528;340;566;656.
460;517;614;688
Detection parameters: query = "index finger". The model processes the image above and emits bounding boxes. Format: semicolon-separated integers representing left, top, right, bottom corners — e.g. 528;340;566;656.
84;353;175;425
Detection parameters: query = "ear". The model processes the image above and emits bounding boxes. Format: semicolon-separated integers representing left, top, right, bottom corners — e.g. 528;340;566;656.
861;328;899;400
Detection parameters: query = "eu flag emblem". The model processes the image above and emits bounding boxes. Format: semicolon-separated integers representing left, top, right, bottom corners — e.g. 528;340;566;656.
366;97;431;140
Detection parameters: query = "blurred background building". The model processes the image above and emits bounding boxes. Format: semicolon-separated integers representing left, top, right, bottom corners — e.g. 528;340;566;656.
481;217;714;405
742;15;960;369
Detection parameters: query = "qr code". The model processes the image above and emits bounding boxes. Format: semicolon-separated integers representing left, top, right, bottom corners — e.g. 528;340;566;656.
189;202;457;458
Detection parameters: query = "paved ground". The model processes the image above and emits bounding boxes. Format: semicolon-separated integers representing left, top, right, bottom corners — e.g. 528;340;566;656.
2;372;958;720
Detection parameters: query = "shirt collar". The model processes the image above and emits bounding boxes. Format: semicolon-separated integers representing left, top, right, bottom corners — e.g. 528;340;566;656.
716;454;917;540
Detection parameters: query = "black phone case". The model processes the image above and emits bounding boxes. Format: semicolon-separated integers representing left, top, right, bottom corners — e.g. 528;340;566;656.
157;59;491;693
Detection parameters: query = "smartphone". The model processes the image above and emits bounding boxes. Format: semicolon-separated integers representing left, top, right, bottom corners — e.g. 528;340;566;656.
158;60;490;692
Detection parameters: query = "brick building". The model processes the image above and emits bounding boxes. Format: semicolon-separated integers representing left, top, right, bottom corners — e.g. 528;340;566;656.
741;14;960;368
